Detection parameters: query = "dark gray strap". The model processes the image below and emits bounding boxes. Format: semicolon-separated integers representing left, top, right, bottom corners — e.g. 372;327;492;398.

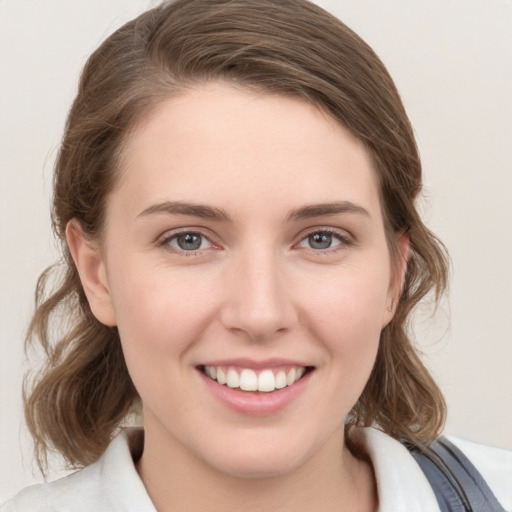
407;437;506;512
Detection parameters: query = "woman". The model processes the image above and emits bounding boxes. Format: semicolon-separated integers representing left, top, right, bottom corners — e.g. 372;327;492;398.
2;0;510;510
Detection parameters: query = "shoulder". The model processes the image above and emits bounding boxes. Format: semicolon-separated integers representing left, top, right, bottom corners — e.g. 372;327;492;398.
358;427;512;512
0;428;156;512
447;435;512;512
0;465;101;512
358;427;441;511
0;472;86;512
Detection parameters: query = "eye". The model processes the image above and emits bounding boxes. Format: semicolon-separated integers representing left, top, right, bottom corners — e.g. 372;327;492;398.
297;230;348;251
166;232;213;252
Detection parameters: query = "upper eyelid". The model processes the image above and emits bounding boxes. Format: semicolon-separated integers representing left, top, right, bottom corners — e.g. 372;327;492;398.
297;226;353;240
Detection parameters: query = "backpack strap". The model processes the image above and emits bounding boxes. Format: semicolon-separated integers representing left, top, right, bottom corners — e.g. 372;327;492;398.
406;437;506;512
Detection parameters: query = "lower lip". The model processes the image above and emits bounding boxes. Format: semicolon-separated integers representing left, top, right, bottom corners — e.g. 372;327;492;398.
199;369;312;416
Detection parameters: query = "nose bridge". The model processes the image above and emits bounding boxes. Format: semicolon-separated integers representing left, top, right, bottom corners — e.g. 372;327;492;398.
221;241;296;340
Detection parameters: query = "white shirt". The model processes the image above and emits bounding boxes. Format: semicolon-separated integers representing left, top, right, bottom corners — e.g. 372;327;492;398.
2;427;510;512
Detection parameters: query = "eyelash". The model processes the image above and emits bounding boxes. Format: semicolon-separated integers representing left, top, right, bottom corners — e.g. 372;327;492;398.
157;228;354;256
298;228;354;254
157;230;216;256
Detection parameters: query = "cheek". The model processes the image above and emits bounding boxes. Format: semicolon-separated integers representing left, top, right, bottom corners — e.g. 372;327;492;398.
300;263;389;383
303;262;390;336
108;261;218;363
107;264;221;417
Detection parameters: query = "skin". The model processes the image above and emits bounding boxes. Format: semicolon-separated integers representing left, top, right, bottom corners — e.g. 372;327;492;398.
68;82;408;512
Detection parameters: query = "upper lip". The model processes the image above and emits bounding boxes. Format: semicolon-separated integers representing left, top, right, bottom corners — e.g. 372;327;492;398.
198;358;311;369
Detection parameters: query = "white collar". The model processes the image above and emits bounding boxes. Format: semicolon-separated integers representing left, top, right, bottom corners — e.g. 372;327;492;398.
360;427;440;512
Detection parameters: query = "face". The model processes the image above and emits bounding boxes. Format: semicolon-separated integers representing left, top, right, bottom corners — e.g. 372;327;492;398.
74;83;404;479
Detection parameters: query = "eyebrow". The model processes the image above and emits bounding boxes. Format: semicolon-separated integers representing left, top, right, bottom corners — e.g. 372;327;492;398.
137;200;370;223
286;201;371;222
137;201;231;222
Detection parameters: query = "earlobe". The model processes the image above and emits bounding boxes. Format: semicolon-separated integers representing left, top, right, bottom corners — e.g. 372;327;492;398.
65;220;117;327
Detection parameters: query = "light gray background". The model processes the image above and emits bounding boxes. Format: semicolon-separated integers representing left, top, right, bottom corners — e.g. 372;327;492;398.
1;0;511;500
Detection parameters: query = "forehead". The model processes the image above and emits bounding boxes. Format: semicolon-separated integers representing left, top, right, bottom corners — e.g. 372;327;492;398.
114;83;382;220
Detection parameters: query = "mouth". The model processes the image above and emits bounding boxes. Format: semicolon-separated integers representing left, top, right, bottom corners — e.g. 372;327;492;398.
198;364;313;393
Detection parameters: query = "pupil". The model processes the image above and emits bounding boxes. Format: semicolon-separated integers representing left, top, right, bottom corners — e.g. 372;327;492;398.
178;233;202;250
309;233;332;249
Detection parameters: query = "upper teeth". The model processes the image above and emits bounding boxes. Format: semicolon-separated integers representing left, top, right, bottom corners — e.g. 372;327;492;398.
204;366;306;392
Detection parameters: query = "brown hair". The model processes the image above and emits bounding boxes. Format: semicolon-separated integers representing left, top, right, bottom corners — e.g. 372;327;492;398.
25;0;448;471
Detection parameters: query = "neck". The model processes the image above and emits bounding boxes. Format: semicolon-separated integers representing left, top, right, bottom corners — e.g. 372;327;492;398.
136;420;377;512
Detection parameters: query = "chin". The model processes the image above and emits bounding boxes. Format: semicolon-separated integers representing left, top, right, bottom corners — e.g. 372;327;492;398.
196;428;330;480
209;450;307;480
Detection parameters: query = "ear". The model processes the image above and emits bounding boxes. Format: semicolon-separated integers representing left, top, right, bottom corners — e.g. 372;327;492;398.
393;232;410;296
66;220;117;326
383;233;410;324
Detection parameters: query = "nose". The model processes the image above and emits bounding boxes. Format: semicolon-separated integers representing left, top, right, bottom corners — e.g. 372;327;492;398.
220;247;298;341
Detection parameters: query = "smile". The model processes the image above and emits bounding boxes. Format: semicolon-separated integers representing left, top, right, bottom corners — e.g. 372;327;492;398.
202;365;307;393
